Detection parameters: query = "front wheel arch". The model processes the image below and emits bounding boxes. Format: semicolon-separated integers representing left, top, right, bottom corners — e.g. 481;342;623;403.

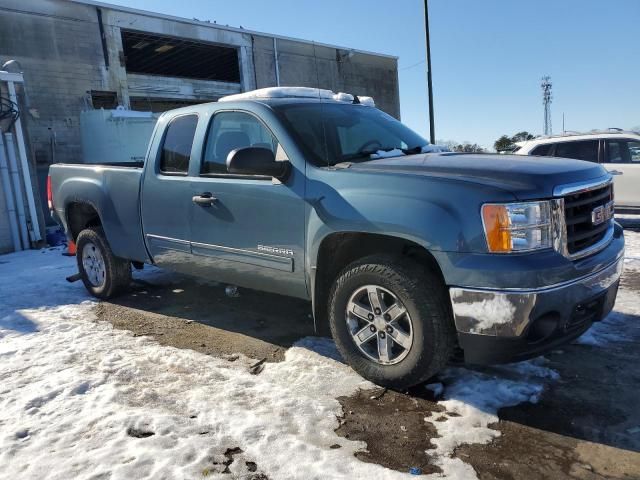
328;254;456;389
311;232;448;334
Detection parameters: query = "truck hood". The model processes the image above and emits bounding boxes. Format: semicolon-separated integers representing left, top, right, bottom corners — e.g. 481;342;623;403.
346;153;608;200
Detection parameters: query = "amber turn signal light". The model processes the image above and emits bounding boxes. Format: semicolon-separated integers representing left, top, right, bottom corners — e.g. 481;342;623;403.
481;204;512;252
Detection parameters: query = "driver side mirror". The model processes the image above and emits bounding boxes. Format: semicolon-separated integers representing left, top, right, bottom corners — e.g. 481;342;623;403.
226;147;289;179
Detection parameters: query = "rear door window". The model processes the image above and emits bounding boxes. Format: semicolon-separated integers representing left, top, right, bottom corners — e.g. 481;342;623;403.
530;144;552;156
629;141;640;162
605;139;639;163
553;140;598;162
159;115;198;174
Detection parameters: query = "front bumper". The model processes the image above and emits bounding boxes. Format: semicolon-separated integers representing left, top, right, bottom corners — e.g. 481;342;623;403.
450;255;624;364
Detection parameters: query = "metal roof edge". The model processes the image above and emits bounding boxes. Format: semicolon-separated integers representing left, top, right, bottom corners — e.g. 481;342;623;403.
69;0;399;60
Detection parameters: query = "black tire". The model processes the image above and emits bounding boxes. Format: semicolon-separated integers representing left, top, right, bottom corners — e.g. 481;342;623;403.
328;255;456;389
76;227;131;299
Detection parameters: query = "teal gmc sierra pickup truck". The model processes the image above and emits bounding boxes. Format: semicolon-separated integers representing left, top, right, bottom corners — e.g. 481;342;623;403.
48;87;625;388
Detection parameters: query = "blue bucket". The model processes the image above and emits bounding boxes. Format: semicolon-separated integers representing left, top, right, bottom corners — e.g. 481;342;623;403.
46;229;67;247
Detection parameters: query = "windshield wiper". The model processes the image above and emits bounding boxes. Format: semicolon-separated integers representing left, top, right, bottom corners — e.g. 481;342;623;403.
402;145;426;154
340;145;426;163
340;147;396;162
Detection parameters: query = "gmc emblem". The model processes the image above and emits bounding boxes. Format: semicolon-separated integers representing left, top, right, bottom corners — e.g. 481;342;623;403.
591;200;614;226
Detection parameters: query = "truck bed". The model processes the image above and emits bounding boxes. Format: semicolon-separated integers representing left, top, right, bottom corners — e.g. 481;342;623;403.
49;163;149;263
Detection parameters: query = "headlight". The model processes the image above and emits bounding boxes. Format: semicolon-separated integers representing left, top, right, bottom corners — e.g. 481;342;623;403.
481;201;552;253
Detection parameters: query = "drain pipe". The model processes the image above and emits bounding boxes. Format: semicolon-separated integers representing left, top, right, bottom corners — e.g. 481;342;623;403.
6;79;41;242
4;132;30;250
273;37;280;86
0;134;21;251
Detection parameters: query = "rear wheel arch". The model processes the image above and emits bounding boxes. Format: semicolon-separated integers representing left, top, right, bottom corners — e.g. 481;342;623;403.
66;201;102;242
76;226;131;299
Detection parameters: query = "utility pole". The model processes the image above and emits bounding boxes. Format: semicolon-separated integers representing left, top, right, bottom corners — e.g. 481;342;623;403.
424;0;435;144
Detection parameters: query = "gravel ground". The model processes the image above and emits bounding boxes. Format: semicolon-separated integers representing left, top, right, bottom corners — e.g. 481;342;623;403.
94;225;640;479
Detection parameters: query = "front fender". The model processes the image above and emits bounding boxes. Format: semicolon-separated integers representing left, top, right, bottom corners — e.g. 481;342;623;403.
305;166;517;268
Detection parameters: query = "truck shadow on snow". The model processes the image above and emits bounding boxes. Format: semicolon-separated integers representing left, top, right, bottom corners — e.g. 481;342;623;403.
0;312;39;336
97;268;316;362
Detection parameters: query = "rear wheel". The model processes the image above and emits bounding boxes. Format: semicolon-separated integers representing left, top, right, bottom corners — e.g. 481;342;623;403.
76;227;131;299
329;255;455;389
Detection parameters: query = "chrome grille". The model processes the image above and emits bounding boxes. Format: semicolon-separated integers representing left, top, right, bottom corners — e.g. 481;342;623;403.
564;183;613;255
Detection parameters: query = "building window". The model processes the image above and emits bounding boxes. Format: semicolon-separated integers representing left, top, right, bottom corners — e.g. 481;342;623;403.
130;97;204;113
159;115;198;175
90;90;118;109
121;30;241;83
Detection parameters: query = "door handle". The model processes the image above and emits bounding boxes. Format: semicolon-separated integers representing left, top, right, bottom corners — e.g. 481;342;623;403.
607;170;623;175
192;192;218;206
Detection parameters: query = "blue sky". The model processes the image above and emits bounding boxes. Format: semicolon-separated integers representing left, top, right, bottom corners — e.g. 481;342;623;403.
107;0;640;149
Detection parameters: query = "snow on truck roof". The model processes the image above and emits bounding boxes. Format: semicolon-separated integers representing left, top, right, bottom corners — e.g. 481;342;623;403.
219;87;375;106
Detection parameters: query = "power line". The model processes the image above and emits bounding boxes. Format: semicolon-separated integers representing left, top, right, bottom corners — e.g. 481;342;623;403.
399;59;426;71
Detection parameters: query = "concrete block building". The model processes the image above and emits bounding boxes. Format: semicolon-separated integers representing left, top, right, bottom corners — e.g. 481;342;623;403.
0;0;400;253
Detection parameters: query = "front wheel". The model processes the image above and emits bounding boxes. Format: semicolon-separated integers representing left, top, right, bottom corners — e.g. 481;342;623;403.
328;255;456;389
76;227;131;299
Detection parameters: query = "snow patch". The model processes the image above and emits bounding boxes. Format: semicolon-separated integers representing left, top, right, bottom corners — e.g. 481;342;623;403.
425;357;559;476
0;248;561;480
0;249;403;479
333;92;354;103
575;289;636;346
357;96;375;107
220;87;335;102
219;87;376;108
422;144;450;153
1;229;638;479
451;293;516;333
370;148;405;159
575;230;640;346
623;228;640;263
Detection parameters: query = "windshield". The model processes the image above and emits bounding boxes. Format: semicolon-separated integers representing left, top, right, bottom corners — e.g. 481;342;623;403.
273;103;428;166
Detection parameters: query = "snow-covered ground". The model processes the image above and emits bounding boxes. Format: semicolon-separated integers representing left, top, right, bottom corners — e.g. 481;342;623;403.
1;231;639;480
